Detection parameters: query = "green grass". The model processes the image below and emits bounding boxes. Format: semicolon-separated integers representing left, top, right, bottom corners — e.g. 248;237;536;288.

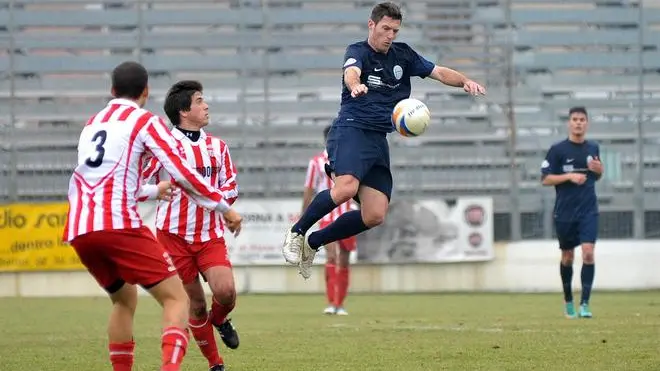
1;292;659;370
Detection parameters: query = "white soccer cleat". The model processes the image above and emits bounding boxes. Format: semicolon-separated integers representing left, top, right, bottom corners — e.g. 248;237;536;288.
282;227;304;265
298;235;317;279
335;307;349;316
323;306;337;315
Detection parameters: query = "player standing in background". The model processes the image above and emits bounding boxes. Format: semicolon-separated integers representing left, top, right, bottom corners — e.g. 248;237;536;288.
303;125;357;316
282;2;486;279
63;62;243;371
142;80;239;371
541;106;603;319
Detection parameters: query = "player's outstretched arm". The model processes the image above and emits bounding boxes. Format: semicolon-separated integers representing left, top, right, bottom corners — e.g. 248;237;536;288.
428;66;486;96
216;139;239;206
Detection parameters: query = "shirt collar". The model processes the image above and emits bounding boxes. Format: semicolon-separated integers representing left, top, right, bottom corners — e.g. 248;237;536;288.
107;98;140;109
172;127;207;141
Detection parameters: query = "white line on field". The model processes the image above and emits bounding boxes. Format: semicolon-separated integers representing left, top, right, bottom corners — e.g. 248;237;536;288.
327;323;614;334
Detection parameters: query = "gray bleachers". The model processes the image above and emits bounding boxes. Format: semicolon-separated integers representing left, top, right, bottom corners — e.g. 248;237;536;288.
4;0;660;238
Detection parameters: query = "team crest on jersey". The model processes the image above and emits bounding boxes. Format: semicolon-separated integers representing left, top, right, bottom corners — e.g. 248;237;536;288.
393;65;403;80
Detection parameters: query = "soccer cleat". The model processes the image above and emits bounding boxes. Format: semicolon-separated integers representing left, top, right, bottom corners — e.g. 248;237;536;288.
282;227;304;265
335;307;349;316
564;302;577;319
210;365;225;371
323;305;337;315
298;235;317;279
214;318;240;349
579;303;593;318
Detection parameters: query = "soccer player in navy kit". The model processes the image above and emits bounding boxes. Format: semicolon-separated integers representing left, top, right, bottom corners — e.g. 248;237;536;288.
281;2;486;279
541;106;604;319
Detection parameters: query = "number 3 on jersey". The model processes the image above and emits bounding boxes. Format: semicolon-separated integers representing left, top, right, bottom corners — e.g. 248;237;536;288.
86;130;107;168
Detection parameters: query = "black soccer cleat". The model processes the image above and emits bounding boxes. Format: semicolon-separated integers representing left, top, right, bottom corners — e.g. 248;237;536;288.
214;318;240;349
210;365;225;371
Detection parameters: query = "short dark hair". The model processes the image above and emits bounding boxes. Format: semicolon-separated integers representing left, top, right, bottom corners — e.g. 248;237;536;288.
164;80;204;126
111;61;148;100
323;125;331;141
569;106;588;118
370;2;402;24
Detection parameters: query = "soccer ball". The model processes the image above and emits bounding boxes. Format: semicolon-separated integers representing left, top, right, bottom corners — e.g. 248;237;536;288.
391;98;431;137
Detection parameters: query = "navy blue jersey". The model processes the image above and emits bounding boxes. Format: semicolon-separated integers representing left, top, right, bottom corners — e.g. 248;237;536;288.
336;41;435;132
541;139;600;222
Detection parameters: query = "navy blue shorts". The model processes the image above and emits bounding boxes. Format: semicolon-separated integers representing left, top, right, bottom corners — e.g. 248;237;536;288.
325;124;393;201
554;216;598;250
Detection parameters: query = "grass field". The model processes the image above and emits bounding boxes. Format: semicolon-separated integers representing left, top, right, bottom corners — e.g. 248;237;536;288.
1;292;659;370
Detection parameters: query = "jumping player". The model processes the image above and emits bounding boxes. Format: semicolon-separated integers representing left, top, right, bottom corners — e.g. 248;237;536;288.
541;106;603;319
282;2;486;278
142;80;240;371
303;125;357;315
63;62;243;371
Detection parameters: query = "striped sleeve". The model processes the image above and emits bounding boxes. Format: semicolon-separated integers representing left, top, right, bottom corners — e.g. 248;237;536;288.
304;158;318;189
217;139;239;206
140;117;230;212
136;184;159;202
142;155;163;183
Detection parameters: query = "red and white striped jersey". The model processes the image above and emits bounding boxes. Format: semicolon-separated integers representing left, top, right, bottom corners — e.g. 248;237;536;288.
304;150;357;224
142;128;238;243
63;99;231;242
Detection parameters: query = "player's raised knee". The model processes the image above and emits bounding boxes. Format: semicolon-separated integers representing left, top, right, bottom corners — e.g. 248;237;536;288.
332;175;360;204
361;206;386;228
210;282;236;305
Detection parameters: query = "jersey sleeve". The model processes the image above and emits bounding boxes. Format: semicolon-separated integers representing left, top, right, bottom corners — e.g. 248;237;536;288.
304;158;319;189
140;117;230;213
136;184;159;202
541;145;562;176
407;45;435;78
217;140;239;206
343;44;366;71
141;155;163;184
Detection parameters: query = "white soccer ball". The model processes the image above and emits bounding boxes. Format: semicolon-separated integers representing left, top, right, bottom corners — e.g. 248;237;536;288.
391;98;431;137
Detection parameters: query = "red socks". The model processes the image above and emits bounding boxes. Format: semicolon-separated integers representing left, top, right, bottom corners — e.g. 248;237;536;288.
161;326;189;371
210;296;235;326
325;263;337;304
189;313;223;367
335;267;350;308
109;340;134;371
326;264;350;308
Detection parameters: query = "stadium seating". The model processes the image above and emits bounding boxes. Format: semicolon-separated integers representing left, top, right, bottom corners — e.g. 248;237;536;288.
2;0;660;239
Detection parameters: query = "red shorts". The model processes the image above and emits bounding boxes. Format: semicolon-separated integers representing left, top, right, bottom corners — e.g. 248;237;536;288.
319;220;357;252
156;229;232;284
70;226;178;292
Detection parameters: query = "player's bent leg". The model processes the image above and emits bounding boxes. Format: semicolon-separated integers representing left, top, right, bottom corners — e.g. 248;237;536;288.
357;185;389;228
283;175;359;266
184;277;224;369
579;242;595;318
197;238;240;350
146;275;191;371
204;266;239;349
108;282;137;371
324;242;339;315
301;184;386;279
69;232;137;371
